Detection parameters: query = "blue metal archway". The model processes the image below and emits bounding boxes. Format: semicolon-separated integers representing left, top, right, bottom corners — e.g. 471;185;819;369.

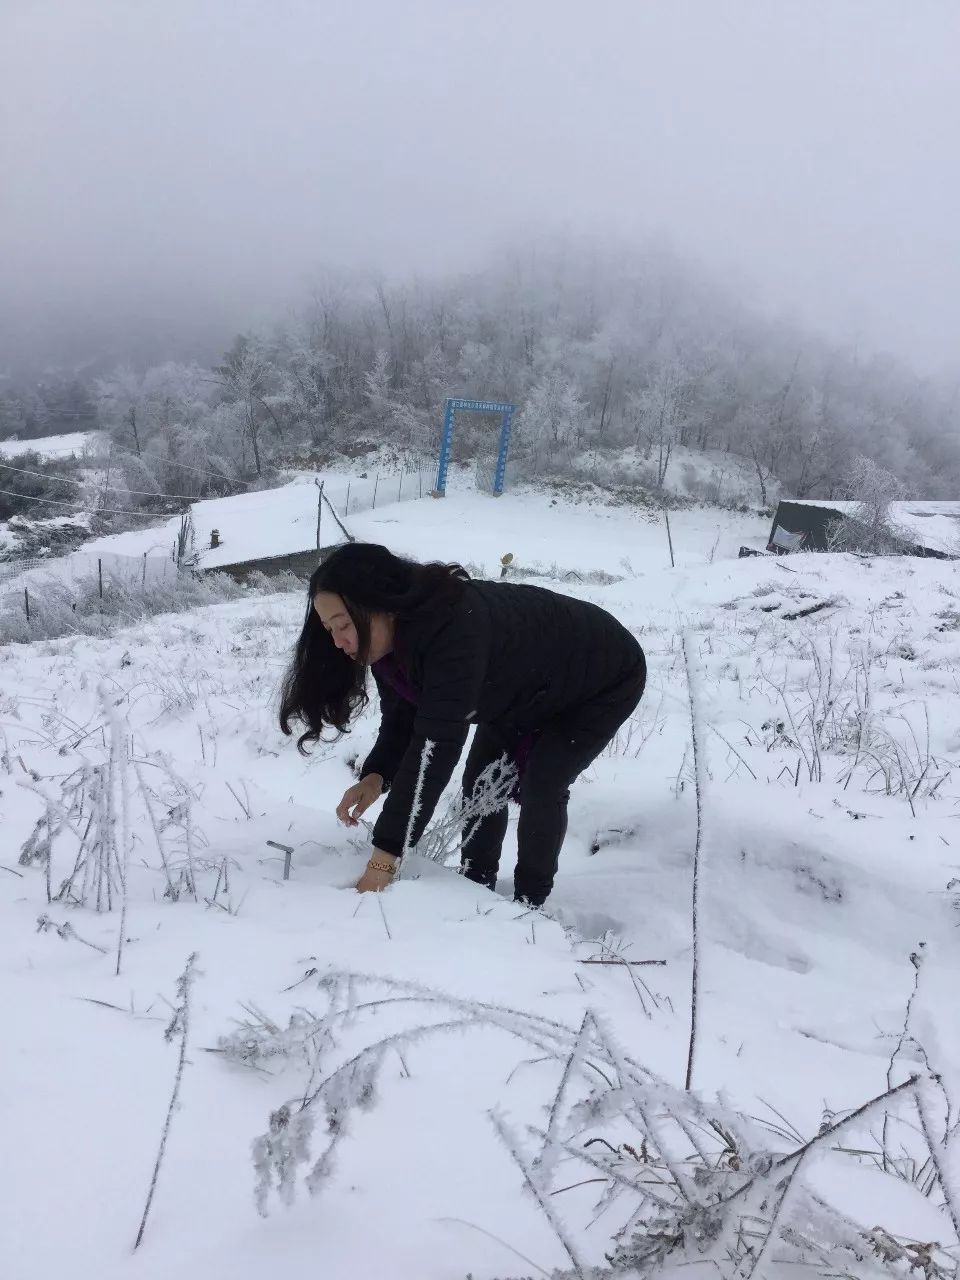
434;397;516;497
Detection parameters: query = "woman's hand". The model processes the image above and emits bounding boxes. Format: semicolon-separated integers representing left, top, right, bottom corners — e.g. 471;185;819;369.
356;850;399;893
337;773;384;827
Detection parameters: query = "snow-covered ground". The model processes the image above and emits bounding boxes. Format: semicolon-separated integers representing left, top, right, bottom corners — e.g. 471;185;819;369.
0;430;101;460
349;474;769;574
565;442;779;510
2;468;769;604
2;487;959;1278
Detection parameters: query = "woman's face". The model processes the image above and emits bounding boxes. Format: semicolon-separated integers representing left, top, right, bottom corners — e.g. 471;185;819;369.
313;592;393;663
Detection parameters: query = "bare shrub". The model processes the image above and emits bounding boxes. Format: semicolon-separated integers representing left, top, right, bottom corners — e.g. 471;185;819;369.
828;456;911;555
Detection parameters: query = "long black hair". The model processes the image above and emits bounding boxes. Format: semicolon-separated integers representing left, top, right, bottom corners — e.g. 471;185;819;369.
279;542;469;753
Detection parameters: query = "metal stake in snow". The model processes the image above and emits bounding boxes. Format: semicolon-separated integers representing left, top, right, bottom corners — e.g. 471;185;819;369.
266;839;294;880
662;501;675;569
682;631;708;1091
314;478;324;549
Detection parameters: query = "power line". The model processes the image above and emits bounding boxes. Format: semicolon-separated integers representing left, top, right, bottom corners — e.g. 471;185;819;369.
0;485;182;521
0;457;204;502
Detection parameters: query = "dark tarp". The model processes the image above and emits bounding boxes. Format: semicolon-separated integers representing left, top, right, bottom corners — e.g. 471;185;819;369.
767;500;951;558
767;501;843;553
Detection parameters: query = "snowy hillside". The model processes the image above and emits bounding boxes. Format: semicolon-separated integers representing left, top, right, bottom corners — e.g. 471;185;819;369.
1;469;769;611
2;494;959;1278
0;430;101;460
348;475;769;574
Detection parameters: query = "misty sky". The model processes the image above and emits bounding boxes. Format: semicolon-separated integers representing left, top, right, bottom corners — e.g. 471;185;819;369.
2;0;959;373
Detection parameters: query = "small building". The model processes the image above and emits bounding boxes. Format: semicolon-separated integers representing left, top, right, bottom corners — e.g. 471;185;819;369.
78;469;423;581
768;499;960;559
191;479;347;581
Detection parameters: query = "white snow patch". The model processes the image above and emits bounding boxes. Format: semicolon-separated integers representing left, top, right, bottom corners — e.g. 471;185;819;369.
0;430;102;460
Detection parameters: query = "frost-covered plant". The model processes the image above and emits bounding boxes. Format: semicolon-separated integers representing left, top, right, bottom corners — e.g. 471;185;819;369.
19;809;53;869
134;952;199;1250
762;637;953;801
400;738;435;867
175;510;195;568
361;742;518;873
153;754;202;900
682;632;708;1092
827;456;910;556
218;1004;333;1069
19;689;138;968
23;756;121;912
35;912;108;954
502;561;624;587
16;695;208;910
0;563;300;645
227;970;958;1277
414;753;517;867
252;1104;316;1214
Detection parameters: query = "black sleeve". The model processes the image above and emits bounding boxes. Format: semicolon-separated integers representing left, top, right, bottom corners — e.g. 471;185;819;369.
360;675;417;789
371;596;490;857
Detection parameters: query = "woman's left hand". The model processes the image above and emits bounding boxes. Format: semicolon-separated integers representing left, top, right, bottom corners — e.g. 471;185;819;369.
356;850;399;893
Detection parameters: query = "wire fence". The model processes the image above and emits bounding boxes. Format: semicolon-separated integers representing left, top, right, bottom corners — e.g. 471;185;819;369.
1;550;194;643
75;550;179;584
323;468;432;518
3;549;178;618
473;452;512;493
0;555;48;585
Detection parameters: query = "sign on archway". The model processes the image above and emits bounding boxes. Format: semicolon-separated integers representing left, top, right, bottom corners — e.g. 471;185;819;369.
434;397;516;497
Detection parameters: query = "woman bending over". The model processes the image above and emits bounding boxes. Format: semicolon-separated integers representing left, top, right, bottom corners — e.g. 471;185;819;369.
280;543;645;907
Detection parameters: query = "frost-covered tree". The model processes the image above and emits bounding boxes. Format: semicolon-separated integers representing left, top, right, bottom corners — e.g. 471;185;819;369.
829;455;909;554
16;237;960;516
518;369;588;465
213;336;279;477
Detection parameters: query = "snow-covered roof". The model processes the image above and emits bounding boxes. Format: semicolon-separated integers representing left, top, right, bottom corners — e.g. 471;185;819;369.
191;471;428;569
80;473;353;569
787;499;960;555
193;477;323;569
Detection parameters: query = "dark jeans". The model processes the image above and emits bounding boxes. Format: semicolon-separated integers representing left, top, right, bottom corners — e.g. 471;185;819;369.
460;658;646;906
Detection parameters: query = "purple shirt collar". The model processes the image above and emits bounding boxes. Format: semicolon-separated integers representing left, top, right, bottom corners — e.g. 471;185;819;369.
371;652;418;704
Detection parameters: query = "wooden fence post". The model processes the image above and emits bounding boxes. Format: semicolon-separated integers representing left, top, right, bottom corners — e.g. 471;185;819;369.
315;479;324;549
372;474;379;509
24;587;30;622
98;559;104;600
662;503;675;569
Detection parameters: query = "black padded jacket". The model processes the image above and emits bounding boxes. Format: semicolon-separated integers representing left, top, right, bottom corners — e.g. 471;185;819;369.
361;580;643;857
